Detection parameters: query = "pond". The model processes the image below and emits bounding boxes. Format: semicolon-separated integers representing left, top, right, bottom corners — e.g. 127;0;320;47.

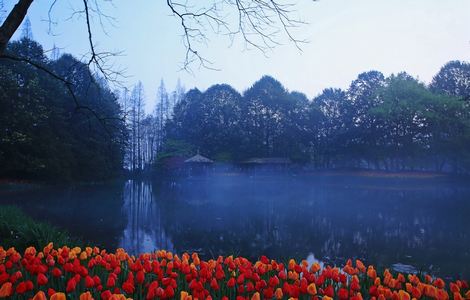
1;173;469;279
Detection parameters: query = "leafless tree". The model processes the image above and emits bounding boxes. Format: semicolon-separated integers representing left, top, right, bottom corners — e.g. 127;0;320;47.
1;0;309;74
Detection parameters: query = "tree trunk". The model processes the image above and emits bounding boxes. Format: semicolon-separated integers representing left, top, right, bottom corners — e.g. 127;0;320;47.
0;0;34;54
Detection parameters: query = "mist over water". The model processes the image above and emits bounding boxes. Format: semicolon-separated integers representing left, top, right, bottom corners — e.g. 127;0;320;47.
1;173;469;279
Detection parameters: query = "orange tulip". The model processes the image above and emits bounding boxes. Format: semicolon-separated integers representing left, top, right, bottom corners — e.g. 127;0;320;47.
0;282;12;298
50;292;67;300
374;277;381;286
450;282;460;293
310;262;321;273
32;291;47;300
80;291;94;300
275;288;283;299
398;290;410;300
436;288;449;300
251;292;260;300
80;251;88;260
288;259;296;270
367;266;377;279
180;291;189;300
356;260;366;272
453;292;464;300
307;283;317;295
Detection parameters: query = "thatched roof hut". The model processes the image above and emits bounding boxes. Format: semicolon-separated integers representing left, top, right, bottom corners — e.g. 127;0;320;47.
184;154;214;164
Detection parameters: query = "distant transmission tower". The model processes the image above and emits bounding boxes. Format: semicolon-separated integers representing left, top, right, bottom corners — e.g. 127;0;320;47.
51;44;61;60
21;17;33;40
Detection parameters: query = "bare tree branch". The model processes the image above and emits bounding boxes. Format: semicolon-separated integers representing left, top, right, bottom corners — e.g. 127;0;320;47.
166;0;309;71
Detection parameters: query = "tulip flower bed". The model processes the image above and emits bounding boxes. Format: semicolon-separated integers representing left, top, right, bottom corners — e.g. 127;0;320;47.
0;244;469;300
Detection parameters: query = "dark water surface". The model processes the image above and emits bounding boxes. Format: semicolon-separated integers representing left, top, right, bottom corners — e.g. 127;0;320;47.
1;174;469;279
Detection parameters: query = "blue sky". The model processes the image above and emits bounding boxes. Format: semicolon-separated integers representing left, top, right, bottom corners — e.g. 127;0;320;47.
4;0;470;112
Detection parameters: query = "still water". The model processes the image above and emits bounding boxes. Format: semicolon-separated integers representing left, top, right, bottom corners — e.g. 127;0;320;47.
1;174;469;279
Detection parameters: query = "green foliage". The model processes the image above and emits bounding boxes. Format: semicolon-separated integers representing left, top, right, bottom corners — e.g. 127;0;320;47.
157;139;195;160
430;60;470;101
166;76;314;162
0;205;79;251
164;65;470;173
2;37;470;175
0;38;126;181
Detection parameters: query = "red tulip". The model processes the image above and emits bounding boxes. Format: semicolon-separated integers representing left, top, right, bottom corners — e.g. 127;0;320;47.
122;281;135;294
136;270;145;284
244;281;253;293
338;288;349;300
165;285;175;298
278;270;287;280
37;273;48;285
210;278;219;290
101;290;112;300
52;267;62;277
263;287;274;299
269;275;280;287
0;273;9;285
47;288;56;297
85;275;94;288
15;281;27;294
93;275;101;286
227;277;236;288
323;285;334;298
106;275;116;288
66;277;77;293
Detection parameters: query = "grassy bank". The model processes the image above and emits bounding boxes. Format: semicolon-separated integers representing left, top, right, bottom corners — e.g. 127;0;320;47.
0;205;79;251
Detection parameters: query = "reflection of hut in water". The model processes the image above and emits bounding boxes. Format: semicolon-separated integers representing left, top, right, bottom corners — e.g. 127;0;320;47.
158;156;186;176
241;157;292;172
184;154;214;176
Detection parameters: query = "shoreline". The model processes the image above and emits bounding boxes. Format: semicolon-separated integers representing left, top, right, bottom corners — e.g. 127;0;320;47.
1;169;468;189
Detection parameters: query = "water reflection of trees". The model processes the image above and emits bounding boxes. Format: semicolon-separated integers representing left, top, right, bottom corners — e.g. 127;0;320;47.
120;177;469;279
119;180;174;254
2;177;468;278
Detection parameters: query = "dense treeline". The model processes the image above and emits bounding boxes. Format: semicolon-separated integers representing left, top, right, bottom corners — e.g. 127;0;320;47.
2;37;470;178
0;38;126;180
165;63;470;173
